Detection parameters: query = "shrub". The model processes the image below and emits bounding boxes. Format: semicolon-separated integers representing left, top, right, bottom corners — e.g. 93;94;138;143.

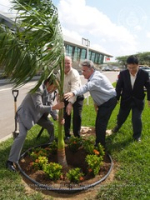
95;143;105;157
82;139;94;154
30;156;48;170
85;154;103;176
30;141;58;162
47;140;58;154
43;162;62;180
30;147;48;160
67;136;82;152
83;140;105;157
66;168;84;183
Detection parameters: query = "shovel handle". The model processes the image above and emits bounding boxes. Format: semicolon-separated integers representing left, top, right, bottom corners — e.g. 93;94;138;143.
12;90;19;102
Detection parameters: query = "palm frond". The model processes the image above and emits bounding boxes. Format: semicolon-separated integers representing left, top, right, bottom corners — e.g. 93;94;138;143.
0;0;64;91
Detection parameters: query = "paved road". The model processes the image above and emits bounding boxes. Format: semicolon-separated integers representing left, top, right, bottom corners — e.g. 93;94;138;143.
0;72;118;142
0;82;37;142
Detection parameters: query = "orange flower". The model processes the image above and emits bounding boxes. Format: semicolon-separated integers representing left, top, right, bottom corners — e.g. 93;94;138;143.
79;176;84;181
30;162;34;166
93;149;100;155
35;159;39;163
73;141;77;144
88;168;92;173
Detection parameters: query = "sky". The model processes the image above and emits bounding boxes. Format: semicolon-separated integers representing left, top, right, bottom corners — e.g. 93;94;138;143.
0;0;150;61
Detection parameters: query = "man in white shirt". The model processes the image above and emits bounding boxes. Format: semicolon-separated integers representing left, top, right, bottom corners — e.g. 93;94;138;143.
63;56;84;140
64;59;117;148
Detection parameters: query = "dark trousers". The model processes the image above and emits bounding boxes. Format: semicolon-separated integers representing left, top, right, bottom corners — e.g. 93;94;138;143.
64;96;84;137
37;114;54;142
95;97;117;148
116;101;143;139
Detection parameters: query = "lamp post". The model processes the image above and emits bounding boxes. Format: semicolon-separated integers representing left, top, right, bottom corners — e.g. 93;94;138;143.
82;38;90;105
82;38;90;60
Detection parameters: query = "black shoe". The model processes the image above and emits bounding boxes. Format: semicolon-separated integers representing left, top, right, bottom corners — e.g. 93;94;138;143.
94;142;98;147
134;137;141;142
64;136;71;143
6;160;16;172
49;137;58;143
112;126;119;133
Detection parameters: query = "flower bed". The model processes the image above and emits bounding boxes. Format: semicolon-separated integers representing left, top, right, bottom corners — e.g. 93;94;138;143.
18;129;113;193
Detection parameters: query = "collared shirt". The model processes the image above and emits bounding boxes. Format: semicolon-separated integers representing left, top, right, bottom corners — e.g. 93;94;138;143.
73;70;116;106
64;68;82;104
130;72;137;88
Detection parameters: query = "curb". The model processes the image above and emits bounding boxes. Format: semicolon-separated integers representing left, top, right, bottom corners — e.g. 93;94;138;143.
0;76;40;86
0;133;13;143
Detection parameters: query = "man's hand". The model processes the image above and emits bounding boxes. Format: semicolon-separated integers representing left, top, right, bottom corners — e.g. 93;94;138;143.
60;118;65;125
64;92;74;101
66;102;73;115
52;102;64;110
56;117;65;125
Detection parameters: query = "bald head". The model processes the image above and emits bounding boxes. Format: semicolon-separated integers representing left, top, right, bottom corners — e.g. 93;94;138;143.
64;56;72;74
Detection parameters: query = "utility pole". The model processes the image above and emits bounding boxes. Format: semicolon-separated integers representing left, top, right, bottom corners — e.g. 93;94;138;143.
82;38;90;60
82;38;90;105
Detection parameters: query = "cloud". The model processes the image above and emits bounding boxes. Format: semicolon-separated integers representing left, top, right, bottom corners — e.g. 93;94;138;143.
57;0;137;57
62;27;82;41
0;0;12;12
0;0;138;58
0;0;16;15
146;32;150;38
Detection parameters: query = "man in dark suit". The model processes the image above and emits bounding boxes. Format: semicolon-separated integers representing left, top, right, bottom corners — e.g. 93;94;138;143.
6;75;64;172
112;55;150;141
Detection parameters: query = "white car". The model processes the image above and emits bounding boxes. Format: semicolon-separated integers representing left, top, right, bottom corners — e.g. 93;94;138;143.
142;68;150;79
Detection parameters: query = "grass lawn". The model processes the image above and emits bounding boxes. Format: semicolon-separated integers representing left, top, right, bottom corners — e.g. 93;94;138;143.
0;96;150;200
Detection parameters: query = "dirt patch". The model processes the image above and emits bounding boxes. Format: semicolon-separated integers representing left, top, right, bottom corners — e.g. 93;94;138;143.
19;126;116;199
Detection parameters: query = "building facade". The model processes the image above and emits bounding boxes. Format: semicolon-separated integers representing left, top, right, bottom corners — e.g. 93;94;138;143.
0;12;113;72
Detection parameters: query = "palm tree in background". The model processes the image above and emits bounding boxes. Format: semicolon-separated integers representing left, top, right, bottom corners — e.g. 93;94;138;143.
0;0;68;168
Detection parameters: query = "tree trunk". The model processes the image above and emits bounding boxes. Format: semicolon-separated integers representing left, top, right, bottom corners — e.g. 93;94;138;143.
57;148;68;169
57;100;68;169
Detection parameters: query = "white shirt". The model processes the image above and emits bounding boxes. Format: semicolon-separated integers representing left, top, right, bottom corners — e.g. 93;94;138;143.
74;70;116;106
64;68;82;104
130;72;137;88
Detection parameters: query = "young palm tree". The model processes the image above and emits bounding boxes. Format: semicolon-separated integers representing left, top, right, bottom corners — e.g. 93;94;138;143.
0;0;68;168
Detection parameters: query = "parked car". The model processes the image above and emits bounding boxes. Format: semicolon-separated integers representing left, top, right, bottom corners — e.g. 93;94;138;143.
139;65;149;70
142;68;150;79
112;66;120;71
138;68;150;92
102;66;111;71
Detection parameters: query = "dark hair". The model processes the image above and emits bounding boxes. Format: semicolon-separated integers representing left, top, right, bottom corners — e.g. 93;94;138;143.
81;59;95;69
44;74;56;85
126;55;139;64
